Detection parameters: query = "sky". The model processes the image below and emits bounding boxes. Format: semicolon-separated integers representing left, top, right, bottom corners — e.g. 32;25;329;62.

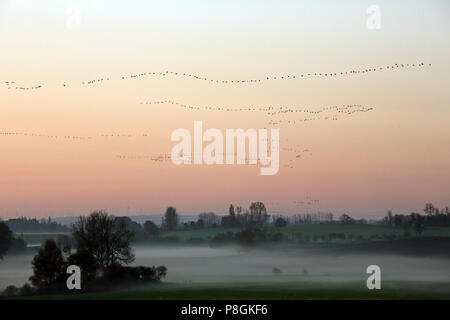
0;0;449;219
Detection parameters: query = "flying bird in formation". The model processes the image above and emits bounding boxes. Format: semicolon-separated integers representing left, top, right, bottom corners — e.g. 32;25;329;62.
0;131;150;140
1;62;431;91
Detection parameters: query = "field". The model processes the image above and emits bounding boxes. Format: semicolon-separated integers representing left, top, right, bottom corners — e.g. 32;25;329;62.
163;224;450;242
11;281;450;300
5;224;449;300
14;233;71;246
15;224;450;245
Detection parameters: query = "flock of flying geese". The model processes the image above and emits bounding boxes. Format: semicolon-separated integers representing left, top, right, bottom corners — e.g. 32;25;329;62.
102;62;431;86
267;197;321;207
0;132;151;140
2;62;431;171
2;62;431;90
140;100;375;126
268;105;374;125
3;81;42;91
115;154;280;165
140;100;369;115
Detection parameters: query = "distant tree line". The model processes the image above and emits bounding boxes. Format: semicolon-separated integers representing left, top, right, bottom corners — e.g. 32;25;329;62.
381;203;450;236
284;212;334;225
220;202;270;228
5;217;70;233
0;221;27;259
211;227;284;247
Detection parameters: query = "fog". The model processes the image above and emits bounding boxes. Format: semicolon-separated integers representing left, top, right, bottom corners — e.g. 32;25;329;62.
1;245;450;290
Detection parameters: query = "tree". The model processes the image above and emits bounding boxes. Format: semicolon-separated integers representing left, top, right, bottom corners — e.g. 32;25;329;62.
195;219;205;229
144;220;160;237
393;214;403;227
72;211;135;269
29;239;65;291
229;204;235;217
116;216;146;241
424;203;436;215
410;213;425;236
235;228;256;246
162;207;179;231
385;210;393;226
67;248;98;282
248;202;269;228
402;217;412;237
221;204;239;228
339;214;355;224
198;212;219;227
0;221;13;259
274;217;287;228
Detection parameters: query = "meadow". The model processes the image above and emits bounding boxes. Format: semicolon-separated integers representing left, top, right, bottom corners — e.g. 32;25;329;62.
11;281;450;300
4;224;450;300
162;224;450;242
15;232;71;247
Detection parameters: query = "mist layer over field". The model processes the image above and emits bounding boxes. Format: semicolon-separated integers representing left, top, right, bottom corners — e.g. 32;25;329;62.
1;245;450;290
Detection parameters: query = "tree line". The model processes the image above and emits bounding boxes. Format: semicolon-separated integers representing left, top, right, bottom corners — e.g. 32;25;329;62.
4;217;70;233
381;203;450;236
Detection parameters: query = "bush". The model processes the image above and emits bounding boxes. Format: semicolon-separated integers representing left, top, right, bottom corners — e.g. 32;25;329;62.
211;232;234;247
67;249;98;282
103;265;167;284
1;284;36;297
1;285;20;297
274;217;287;228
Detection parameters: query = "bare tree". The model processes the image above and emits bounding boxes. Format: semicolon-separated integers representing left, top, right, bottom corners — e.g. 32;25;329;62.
72;211;135;269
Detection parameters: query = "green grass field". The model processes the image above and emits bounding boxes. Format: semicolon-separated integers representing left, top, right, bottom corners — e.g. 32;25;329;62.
16;224;450;245
14;232;71;245
163;224;450;242
11;281;450;300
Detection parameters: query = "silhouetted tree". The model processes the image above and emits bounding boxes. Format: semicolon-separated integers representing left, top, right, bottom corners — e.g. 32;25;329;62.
9;237;27;254
221;204;239;228
195;219;205;229
116;216;146;241
198;212;219;227
229;204;235;217
274;217;288;228
0;221;13;259
410;213;425;235
235;228;256;246
162;207;179;231
402;217;412;237
72;211;135;269
67;248;98;282
382;210;394;226
248;202;269;228
144;220;160;237
424;203;438;215
29;239;65;291
422;203;450;226
339;214;355;224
